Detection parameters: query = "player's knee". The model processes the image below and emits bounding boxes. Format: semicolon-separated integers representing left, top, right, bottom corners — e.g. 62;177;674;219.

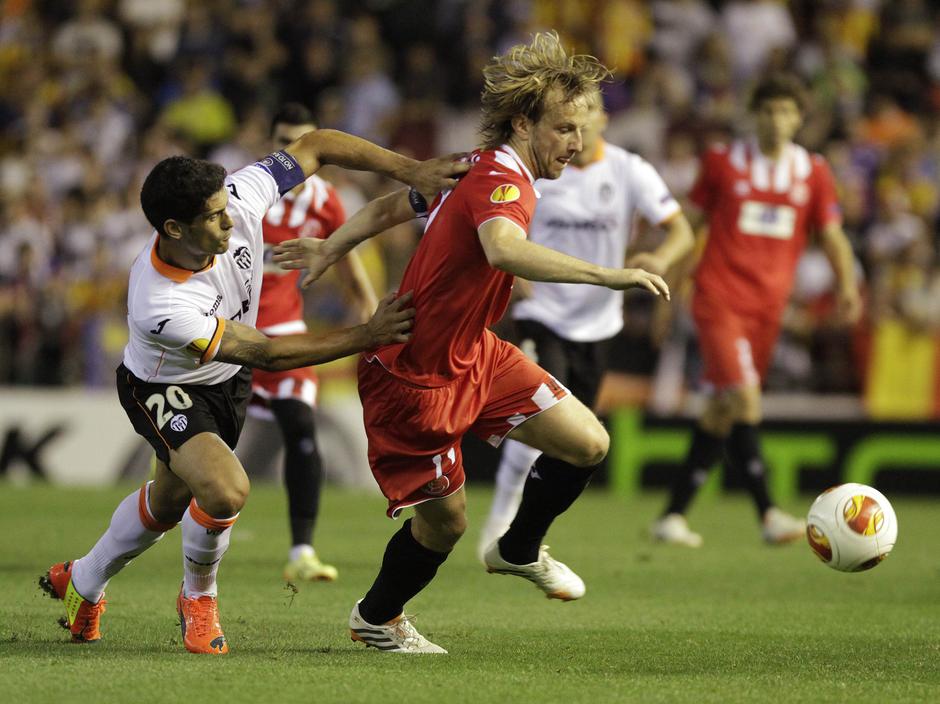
200;476;250;518
572;425;609;467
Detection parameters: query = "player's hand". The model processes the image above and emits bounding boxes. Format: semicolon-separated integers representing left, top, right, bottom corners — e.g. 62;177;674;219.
273;238;342;288
406;153;472;196
836;287;863;325
365;291;415;346
611;268;671;299
625;252;668;277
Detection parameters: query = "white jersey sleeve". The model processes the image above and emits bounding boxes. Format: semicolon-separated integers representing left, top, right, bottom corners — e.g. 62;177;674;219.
627;154;681;225
225;164;280;222
136;302;226;365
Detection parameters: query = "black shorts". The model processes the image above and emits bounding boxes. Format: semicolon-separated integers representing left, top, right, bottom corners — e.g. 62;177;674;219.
514;319;613;409
116;363;252;465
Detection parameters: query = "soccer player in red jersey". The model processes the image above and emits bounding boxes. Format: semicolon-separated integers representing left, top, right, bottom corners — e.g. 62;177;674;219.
276;32;669;653
253;103;378;583
651;74;863;547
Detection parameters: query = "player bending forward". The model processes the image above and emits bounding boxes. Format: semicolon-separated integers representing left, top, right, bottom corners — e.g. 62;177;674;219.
39;129;466;654
477;94;695;557
276;32;668;654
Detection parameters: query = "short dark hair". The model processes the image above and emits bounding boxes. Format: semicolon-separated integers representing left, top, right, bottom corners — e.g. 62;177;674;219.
270;102;316;135
749;73;807;113
140;156;227;236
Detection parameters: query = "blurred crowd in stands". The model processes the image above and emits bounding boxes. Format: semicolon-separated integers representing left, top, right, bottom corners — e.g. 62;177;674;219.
0;0;938;418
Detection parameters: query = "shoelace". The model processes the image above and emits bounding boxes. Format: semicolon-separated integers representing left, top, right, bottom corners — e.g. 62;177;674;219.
189;597;219;637
391;615;427;648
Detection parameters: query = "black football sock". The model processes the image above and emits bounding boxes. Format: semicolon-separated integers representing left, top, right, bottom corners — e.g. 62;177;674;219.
664;426;725;516
270;399;323;547
358;519;450;625
726;423;773;517
497;455;595;565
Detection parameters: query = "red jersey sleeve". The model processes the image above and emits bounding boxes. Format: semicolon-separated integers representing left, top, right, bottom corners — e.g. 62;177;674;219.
468;175;537;233
689;147;723;212
320;186;347;239
809;155;842;232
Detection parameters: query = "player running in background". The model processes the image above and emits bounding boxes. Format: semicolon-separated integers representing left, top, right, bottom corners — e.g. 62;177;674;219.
651;73;862;547
39;130;465;654
477;98;695;557
254;103;378;584
276;32;669;654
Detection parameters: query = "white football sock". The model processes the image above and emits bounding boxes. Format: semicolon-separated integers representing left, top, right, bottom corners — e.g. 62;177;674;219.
181;500;238;598
71;481;176;602
289;544;315;563
480;440;543;550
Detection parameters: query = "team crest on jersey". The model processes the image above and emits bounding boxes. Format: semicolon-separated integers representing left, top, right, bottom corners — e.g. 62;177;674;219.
490;184;521;203
169;414;188;432
422;475;451;496
734;180;751;196
790;182;809;206
233;246;252;270
599;182;614;202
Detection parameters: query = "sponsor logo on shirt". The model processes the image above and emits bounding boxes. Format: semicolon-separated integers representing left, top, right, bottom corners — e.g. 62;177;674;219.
207;294;223;316
544;216;617;232
490;184;521;203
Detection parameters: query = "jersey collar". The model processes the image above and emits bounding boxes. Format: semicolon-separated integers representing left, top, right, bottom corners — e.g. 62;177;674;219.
150;236;216;283
497;144;535;184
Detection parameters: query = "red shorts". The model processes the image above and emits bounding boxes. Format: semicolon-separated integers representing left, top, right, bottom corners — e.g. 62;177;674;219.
358;333;569;517
250;366;318;409
692;292;781;390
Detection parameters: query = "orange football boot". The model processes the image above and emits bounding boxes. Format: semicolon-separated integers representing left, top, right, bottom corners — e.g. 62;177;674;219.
176;586;229;654
38;561;107;643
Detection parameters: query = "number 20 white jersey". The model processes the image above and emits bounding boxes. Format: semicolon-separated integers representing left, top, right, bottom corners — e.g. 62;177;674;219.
512;141;680;342
122;164;280;385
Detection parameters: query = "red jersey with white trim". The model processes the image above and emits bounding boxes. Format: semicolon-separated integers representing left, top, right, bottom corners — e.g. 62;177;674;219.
257;175;345;333
691;139;841;317
370;145;538;387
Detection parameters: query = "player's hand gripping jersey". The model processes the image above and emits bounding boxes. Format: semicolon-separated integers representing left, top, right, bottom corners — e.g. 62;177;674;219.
368;145;538;387
691;140;841;319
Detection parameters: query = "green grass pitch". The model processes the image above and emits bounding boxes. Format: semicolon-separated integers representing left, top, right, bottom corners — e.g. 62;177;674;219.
1;482;937;703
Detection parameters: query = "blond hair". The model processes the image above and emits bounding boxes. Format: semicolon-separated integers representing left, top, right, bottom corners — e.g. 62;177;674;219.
479;31;610;149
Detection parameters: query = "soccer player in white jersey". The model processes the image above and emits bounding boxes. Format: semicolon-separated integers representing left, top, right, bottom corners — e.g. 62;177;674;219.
38;128;467;654
476;95;695;556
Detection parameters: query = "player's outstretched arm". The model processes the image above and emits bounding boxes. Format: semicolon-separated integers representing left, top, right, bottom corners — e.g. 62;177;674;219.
274;188;415;287
334;251;380;323
478;218;670;299
284;130;469;194
213;292;414;371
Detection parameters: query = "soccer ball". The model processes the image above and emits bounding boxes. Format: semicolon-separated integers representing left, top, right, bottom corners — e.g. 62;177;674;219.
805;483;898;572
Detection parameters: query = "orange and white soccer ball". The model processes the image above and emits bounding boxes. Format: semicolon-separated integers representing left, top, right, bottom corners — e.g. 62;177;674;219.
806;483;898;572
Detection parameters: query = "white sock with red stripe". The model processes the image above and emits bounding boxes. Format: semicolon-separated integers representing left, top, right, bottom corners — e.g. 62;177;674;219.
181;499;237;598
71;481;177;602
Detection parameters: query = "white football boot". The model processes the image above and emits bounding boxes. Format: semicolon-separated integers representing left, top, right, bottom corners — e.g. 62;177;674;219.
483;542;585;601
348;601;447;654
650;513;704;547
761;507;806;545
